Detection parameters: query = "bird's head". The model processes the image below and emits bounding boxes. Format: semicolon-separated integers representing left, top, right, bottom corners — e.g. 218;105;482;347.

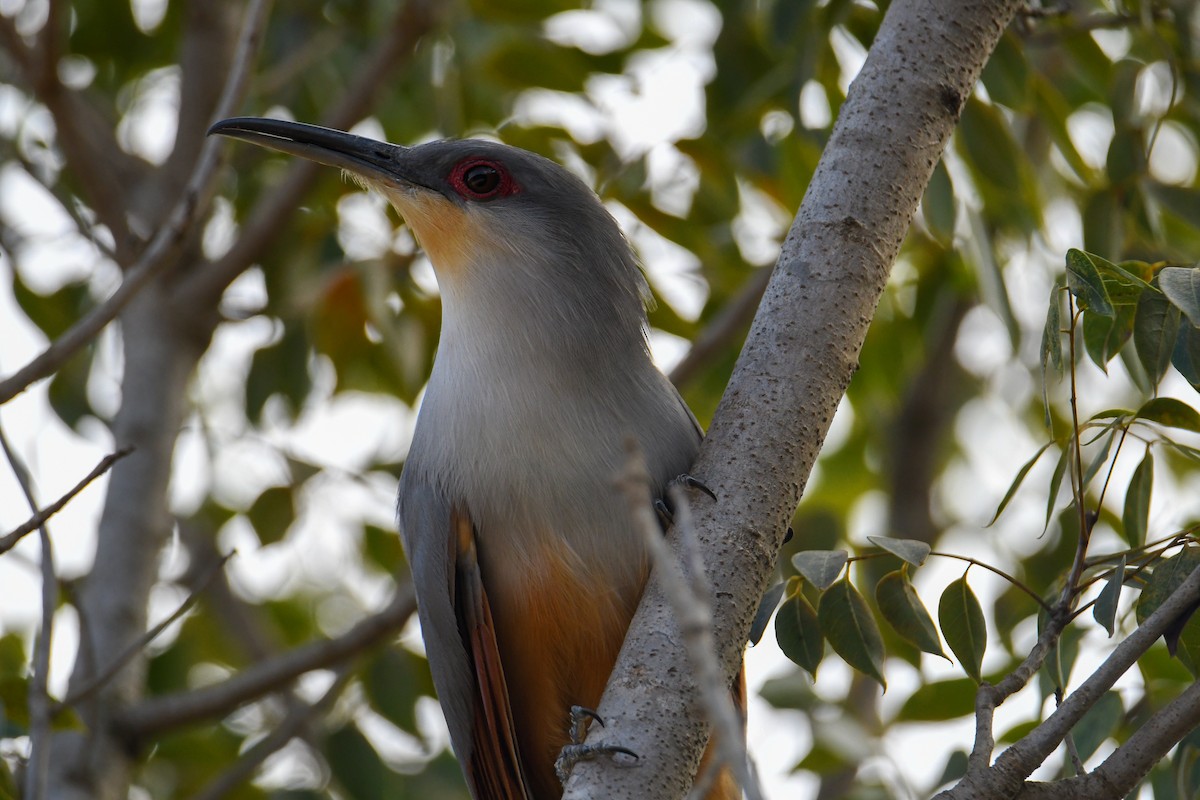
208;118;648;339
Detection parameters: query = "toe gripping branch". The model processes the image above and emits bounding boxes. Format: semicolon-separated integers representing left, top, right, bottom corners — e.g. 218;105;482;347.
555;705;639;785
654;474;718;529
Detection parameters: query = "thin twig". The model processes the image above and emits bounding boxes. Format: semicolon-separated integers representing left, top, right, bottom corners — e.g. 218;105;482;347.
53;551;236;715
0;447;133;555
947;566;1200;799
0;0;272;406
614;442;762;800
670;483;761;800
994;564;1200;785
669;267;770;389
0;424;56;800
927;551;1052;612
115;582;416;738
188;663;356;800
965;603;1071;770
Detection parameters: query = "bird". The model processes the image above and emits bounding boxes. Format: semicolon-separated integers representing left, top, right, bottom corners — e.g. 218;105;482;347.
209;117;743;799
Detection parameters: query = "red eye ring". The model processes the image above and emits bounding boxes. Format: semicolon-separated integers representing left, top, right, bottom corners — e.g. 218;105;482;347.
449;158;519;200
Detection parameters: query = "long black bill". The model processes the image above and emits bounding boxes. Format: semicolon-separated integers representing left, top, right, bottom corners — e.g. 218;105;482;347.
207;117;418;187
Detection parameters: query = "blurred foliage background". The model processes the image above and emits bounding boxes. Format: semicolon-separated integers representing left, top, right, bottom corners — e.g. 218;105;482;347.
1;0;1199;798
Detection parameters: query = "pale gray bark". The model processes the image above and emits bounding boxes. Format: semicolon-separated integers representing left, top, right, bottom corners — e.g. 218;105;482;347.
562;1;1024;797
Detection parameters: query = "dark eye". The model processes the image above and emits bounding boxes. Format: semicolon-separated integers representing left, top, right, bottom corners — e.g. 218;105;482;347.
449;158;518;200
463;164;500;195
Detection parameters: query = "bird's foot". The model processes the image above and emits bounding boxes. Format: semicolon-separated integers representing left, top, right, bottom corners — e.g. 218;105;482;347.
555;706;639;785
674;473;717;502
655;474;717;527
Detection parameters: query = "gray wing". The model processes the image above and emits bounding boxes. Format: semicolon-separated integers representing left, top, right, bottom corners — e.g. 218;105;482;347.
397;466;530;799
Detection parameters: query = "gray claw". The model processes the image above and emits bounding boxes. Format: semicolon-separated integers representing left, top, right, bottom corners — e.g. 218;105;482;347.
556;705;639;784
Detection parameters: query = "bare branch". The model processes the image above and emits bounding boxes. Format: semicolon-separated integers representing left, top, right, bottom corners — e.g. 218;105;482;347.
940;565;1200;799
53;551;235;715
188;664;356;800
604;444;761;800
563;2;1024;796
669;267;769;389
0;423;57;800
965;605;1069;770
0;447;133;555
0;0;271;407
115;582;416;739
1018;677;1200;800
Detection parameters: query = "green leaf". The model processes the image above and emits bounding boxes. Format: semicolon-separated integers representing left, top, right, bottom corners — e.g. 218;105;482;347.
246;323;312;423
998;719;1039;745
1137;547;1200;660
791;550;848;591
895;677;978;722
866;536;931;567
1135;397;1200;433
750;582;785;646
1083;303;1135;370
1073;691;1123;762
1081;426;1115;487
246;486;295;545
1144;182;1200;229
818;579;886;687
988;441;1054;526
0;676;28;732
363;524;404;573
0;635;25;678
1173;323;1200;390
939;577;987;683
11;275;92;341
1045;446;1068;534
1066;249;1115;317
327;724;389;800
775;590;824;676
1094;557;1126;636
48;351;95;431
363;647;421;733
922;159;956;245
1122;453;1153;548
1107;126;1146;185
875;570;945;657
1041;285;1064;426
1041;619;1083;695
1135;289;1183;385
979;31;1029;109
1042;285;1064;375
935;750;970;790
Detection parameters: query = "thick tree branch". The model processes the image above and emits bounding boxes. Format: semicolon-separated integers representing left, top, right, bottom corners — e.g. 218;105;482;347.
960;565;1200;798
1016;677;1200;800
562;2;1024;797
115;583;415;739
601;446;760;800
